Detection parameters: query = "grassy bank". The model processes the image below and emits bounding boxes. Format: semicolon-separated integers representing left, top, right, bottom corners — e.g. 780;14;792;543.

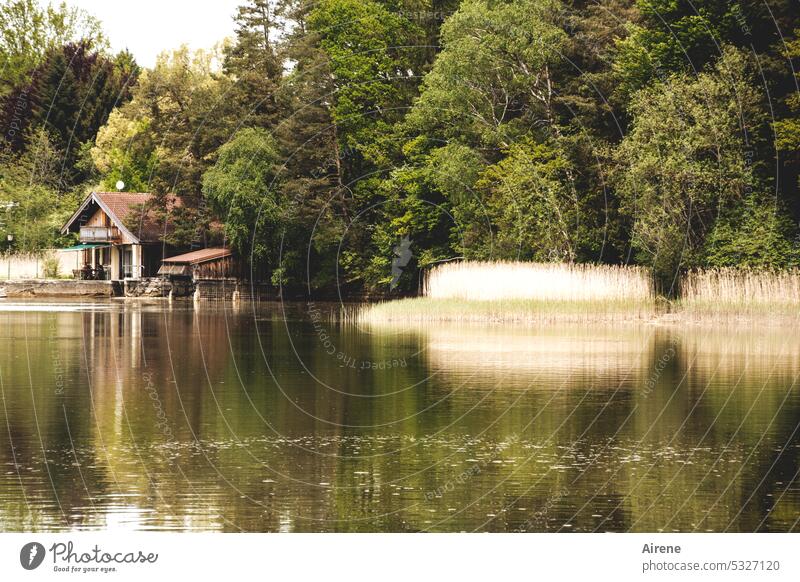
356;263;800;325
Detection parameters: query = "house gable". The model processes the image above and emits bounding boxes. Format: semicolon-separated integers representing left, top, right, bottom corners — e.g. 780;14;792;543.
61;192;154;244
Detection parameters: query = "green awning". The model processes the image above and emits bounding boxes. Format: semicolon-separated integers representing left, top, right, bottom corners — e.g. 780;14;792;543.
60;243;111;251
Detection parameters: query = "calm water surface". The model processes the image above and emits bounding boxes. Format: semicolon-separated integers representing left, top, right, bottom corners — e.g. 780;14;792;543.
0;300;798;532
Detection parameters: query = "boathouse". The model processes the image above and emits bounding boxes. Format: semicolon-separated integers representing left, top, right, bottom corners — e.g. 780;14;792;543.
157;247;237;280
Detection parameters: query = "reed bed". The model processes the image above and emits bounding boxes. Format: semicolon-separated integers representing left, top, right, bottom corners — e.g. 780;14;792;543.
356;263;800;325
678;268;800;319
358;262;656;324
357;297;657;325
424;261;654;302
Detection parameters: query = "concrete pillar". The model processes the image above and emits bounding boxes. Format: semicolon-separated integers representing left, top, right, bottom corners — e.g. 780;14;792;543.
132;245;142;279
110;246;121;280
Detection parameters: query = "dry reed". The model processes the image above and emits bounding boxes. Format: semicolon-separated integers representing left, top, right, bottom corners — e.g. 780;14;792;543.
678;268;800;318
355;263;800;325
423;261;654;302
358;261;656;324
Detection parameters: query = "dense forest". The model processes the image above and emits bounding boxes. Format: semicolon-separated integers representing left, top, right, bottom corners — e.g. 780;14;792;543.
1;0;799;294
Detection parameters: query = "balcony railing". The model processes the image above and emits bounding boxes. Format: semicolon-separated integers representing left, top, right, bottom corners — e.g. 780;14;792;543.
79;226;120;243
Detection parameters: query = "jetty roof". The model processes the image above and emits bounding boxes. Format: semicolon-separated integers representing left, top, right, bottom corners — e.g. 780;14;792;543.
161;248;232;265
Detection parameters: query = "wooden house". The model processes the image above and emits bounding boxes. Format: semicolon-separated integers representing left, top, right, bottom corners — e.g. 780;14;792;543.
60;192;176;280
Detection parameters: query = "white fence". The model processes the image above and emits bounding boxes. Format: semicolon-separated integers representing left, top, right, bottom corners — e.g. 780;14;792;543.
0;250;83;280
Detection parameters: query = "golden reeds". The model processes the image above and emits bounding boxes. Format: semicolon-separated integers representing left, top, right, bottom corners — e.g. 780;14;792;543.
678;268;800;318
423;261;654;302
358;261;656;324
355;263;800;325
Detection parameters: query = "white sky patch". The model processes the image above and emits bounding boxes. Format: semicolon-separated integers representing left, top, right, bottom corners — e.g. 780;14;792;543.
60;0;241;68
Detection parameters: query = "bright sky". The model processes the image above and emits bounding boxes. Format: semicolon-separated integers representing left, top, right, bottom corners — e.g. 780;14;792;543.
61;0;241;68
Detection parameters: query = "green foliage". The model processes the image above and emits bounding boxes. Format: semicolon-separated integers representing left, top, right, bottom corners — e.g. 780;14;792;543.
42;255;60;278
202;127;282;264
0;129;79;252
774;31;800;153
91;110;158;192
0;0;106;97
613;0;747;95
406;0;567;148
5;0;797;289
705;197;800;268
308;0;421;164
477;138;579;261
223;0;282;127
614;47;771;278
91;46;240;197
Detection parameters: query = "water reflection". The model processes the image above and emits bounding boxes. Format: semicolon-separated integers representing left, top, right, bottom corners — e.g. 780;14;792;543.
0;302;798;532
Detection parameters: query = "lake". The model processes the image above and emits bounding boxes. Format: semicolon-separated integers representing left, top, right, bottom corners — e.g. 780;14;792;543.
0;300;798;532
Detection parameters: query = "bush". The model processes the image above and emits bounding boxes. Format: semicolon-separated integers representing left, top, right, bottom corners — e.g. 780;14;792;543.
42;256;60;279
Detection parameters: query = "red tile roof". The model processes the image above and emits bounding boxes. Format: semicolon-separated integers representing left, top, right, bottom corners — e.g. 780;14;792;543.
94;192;155;242
161;247;232;265
94;192;152;223
63;192;185;244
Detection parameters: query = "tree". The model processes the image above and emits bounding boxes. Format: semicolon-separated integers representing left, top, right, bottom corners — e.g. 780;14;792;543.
202;127;282;269
705;197;799;268
90;46;240;195
308;0;422;165
382;0;582;271
223;0;283;128
613;48;781;281
406;0;568;149
91;109;158;193
613;1;799;96
476;138;580;261
613;0;750;97
0;42;138;187
0;128;78;251
269;0;434;291
774;29;800;195
0;0;106;97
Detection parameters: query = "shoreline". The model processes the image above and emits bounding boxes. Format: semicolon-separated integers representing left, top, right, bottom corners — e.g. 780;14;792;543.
2;293;796;327
354;296;800;327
